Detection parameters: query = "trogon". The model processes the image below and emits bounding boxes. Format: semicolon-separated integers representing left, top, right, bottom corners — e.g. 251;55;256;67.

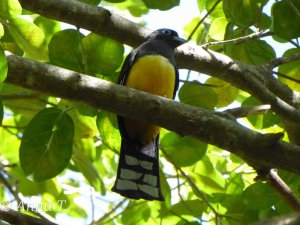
112;29;186;200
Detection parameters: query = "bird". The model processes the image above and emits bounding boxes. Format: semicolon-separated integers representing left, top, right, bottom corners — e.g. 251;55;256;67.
112;28;186;201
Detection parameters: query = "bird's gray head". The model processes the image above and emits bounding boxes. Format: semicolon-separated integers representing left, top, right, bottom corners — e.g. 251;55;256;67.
146;28;186;49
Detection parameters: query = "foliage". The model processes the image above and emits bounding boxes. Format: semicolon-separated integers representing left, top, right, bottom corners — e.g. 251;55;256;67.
0;0;299;224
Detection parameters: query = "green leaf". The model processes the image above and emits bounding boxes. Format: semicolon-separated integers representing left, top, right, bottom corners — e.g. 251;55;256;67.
0;117;20;162
193;155;225;192
142;0;179;10
179;82;218;110
161;200;205;218
0;98;3;126
62;102;98;139
0;26;23;55
34;16;61;44
78;0;101;5
278;48;300;92
96;110;121;151
0;23;4;38
271;0;300;40
114;0;149;17
243;182;278;209
7;166;58;196
161;132;207;167
223;0;260;27
0;0;22;19
7;18;48;61
0;45;8;85
242;96;280;129
206;77;239;108
19;107;74;181
208;17;228;41
82;33;124;75
224;28;275;64
72;139;105;194
49;29;84;72
184;18;209;44
104;0;125;3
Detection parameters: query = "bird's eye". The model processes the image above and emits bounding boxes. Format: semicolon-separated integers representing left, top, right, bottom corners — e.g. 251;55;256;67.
162;29;172;35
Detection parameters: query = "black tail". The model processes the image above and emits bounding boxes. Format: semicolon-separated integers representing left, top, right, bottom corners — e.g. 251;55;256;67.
112;136;164;201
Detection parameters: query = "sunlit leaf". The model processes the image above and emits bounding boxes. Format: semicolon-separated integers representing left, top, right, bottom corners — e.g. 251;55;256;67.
192;155;225;194
179;82;218;110
96;110;121;151
49;29;84;72
208;17;228;40
161;132;207;167
0;99;3;126
0;23;4;38
278;48;300;92
160;200;206;218
104;0;125;3
0;45;8;85
0;0;22;19
7;18;48;61
122;202;152;225
19;107;74;181
184;17;209;44
34;16;61;44
114;0;149;17
206;77;239;108
72;139;105;194
82;33;124;75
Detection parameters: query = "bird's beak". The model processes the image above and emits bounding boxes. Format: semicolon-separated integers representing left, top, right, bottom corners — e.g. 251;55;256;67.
172;36;187;47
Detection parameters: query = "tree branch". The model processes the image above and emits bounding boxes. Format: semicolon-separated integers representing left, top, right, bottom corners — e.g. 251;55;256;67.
5;53;300;175
268;52;300;68
0;208;57;225
18;0;300;143
266;169;300;212
201;30;271;49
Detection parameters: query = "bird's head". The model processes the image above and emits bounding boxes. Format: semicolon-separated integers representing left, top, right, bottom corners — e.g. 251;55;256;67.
147;29;186;49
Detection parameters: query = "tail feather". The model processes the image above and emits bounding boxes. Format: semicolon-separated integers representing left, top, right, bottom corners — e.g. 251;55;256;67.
112;137;164;200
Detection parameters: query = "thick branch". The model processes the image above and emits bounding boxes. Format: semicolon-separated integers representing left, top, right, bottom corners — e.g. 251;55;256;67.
0;208;57;225
18;0;300;133
5;53;300;174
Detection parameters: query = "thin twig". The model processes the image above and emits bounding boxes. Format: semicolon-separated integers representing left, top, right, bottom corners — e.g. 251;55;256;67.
1;93;40;100
267;52;300;68
161;149;221;225
91;198;127;225
266;169;300;211
187;0;222;41
223;104;271;118
201;30;271;49
274;71;300;84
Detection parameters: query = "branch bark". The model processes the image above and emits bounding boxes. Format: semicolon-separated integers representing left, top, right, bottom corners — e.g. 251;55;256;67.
0;208;57;225
5;53;300;175
18;0;300;145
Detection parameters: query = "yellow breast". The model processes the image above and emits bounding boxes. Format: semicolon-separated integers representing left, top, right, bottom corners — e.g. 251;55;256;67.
125;55;175;99
124;55;176;144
